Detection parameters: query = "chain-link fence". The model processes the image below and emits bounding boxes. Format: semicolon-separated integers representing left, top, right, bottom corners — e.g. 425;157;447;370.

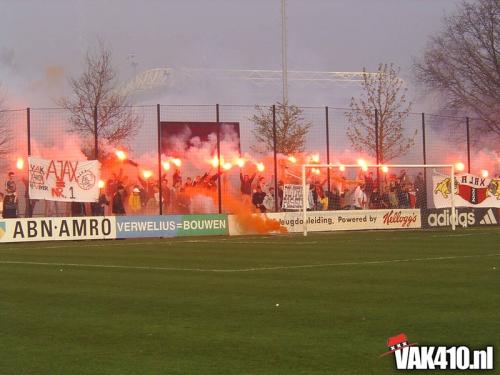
0;105;497;218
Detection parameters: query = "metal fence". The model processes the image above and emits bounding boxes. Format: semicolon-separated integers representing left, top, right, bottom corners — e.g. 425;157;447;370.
0;104;495;218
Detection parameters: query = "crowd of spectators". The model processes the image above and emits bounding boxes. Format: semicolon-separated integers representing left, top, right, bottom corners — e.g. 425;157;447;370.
3;167;499;218
307;169;427;211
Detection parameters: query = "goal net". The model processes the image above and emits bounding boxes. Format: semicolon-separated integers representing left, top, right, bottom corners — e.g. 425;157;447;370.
298;163;457;236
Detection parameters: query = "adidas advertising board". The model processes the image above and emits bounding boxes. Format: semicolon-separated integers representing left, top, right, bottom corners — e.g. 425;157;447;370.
423;207;499;228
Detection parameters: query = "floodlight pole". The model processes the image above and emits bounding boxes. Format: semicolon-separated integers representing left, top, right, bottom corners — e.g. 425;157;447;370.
281;0;288;104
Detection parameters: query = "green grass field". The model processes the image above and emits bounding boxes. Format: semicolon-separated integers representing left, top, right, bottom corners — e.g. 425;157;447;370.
1;228;499;374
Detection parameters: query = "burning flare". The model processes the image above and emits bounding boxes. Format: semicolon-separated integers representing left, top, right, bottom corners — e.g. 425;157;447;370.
455;162;465;172
115;150;127;161
210;156;219;168
235;158;246;168
16;157;24;170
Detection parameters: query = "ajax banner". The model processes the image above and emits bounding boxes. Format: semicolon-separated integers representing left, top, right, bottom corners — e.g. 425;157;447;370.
0;216;116;242
433;172;500;208
28;157;101;202
116;215;229;238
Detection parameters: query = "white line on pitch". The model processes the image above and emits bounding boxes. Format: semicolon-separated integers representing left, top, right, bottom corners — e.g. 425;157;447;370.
0;239;318;252
0;253;498;273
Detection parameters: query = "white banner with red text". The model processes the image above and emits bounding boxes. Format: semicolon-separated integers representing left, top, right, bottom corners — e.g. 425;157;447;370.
228;209;421;235
28;157;101;202
433;172;500;208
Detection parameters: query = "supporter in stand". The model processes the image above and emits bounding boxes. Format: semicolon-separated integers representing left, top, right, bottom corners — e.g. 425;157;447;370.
128;186;142;213
388;185;399;208
277;180;284;209
161;178;171;213
398;169;409;184
352;184;367;209
240;171;256;205
71;201;87;217
369;186;383;209
263;187;276;212
396;181;410;208
22;176;37;218
184;177;193;190
364;171;375;204
172;169;181;185
256;176;267;190
5;171;16;195
2;192;18;218
176;187;190;213
252;185;267;212
112;185;126;215
327;188;341;210
415;172;426;208
314;181;327;210
381;186;391;208
91;194;110;216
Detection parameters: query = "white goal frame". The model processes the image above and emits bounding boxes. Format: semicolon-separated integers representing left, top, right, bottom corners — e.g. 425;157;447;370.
301;164;456;236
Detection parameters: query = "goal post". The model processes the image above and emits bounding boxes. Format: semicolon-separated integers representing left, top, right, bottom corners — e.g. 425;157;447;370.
301;163;456;236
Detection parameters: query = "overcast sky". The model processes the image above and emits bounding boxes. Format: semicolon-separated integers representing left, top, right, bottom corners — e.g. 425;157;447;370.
0;0;462;108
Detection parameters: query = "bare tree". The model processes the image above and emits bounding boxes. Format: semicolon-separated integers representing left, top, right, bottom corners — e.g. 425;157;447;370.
414;0;500;136
60;44;140;159
346;63;415;163
0;84;12;160
250;102;311;155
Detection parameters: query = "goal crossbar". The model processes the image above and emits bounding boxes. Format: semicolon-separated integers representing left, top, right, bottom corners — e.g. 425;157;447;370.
301;164;456;236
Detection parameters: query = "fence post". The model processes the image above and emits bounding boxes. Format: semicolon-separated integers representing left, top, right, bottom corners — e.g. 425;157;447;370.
422;112;428;208
26;107;32;218
216;104;222;214
374;108;379;164
325;106;331;193
272;105;279;212
374;108;380;187
157;104;163;215
93;107;98;160
466;117;471;173
26;107;31;156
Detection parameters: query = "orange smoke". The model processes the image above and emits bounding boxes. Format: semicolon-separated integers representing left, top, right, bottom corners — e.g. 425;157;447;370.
224;195;287;235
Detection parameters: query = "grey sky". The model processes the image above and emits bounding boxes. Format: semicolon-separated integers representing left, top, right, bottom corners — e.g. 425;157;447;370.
0;0;462;108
